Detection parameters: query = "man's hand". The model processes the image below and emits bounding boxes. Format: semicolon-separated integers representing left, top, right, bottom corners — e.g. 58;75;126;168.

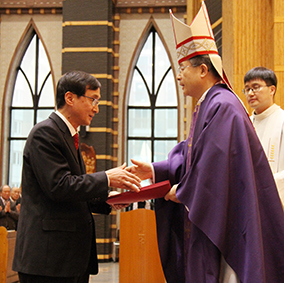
106;163;141;192
108;191;130;210
164;184;181;203
5;201;11;213
126;159;153;181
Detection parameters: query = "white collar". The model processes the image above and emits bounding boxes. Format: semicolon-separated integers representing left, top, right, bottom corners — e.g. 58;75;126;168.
55;110;78;137
197;82;223;105
252;104;280;121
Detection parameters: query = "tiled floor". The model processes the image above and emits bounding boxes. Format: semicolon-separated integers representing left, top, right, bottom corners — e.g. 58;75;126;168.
89;262;119;283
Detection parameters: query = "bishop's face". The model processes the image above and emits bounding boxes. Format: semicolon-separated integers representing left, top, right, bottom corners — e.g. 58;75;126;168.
176;61;203;100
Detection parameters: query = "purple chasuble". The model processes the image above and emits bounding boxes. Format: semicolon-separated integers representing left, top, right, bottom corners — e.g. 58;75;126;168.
184;102;201;272
186;103;201;170
153;84;284;283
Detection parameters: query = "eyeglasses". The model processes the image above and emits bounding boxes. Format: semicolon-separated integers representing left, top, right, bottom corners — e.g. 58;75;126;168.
82;95;100;106
242;85;270;96
177;65;190;73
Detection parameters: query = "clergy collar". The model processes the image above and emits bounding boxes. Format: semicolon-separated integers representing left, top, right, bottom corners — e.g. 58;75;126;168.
197;83;223;105
252;104;280;121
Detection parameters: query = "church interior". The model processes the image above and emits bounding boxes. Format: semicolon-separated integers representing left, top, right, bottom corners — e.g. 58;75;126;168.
0;0;284;282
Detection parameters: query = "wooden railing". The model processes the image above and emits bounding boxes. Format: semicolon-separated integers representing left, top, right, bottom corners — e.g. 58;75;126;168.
0;228;19;283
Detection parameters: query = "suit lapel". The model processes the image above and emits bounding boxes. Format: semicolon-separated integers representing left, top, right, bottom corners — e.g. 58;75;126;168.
49;112;80;164
78;148;86;174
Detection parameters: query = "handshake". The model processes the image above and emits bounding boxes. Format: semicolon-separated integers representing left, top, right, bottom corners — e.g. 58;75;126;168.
105;159;152;210
105;159;179;210
105;159;153;193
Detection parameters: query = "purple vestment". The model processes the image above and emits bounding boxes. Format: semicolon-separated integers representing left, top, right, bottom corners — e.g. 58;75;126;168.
153;84;284;283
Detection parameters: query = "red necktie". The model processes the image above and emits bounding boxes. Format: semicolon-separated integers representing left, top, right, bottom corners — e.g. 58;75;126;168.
73;133;79;150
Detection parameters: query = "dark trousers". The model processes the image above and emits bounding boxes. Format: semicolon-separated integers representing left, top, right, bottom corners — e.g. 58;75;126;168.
18;272;89;283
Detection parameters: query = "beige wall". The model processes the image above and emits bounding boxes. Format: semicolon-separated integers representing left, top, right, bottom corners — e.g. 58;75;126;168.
0;14;62;105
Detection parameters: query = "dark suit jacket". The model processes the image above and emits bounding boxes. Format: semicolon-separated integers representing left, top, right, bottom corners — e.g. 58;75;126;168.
13;112;111;278
9;198;20;230
0;198;19;230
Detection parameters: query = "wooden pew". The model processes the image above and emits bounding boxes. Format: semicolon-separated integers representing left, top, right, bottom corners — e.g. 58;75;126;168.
0;226;8;282
6;230;19;283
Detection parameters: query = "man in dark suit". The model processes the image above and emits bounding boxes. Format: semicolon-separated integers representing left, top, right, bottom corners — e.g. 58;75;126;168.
12;70;141;283
0;184;19;230
10;187;21;205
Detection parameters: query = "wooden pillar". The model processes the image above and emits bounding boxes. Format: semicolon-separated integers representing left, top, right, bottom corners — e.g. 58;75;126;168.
223;0;274;112
273;0;284;107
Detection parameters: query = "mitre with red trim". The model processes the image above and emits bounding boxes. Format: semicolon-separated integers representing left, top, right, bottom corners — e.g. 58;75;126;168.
170;1;232;90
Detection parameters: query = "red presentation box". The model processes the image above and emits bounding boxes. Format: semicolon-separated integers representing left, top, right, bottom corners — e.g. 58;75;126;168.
106;180;171;204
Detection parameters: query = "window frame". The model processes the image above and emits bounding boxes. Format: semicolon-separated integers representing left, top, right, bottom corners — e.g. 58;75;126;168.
126;25;179;165
2;20;56;186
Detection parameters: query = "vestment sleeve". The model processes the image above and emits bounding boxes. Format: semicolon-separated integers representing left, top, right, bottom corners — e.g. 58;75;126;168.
153;140;186;185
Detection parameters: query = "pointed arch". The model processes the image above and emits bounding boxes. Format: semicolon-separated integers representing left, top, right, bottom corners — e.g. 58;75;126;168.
1;19;56;186
123;17;179;108
123;17;179;183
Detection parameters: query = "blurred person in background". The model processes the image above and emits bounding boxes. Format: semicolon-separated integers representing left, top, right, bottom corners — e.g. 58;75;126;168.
0;185;19;230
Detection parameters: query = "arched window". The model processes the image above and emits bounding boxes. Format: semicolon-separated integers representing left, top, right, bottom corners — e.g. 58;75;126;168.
8;30;55;187
127;26;178;183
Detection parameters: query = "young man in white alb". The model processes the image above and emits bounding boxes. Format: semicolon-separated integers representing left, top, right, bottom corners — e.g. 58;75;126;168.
244;66;284;204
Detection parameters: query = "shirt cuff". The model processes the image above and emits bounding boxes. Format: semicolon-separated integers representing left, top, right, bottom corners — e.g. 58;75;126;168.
105;172;110;187
151;164;155;184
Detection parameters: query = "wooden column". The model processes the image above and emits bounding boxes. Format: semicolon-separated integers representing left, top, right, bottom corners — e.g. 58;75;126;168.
223;0;275;112
273;0;284;107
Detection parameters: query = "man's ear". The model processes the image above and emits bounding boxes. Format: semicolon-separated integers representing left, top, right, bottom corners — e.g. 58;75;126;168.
200;63;209;78
270;85;276;98
65;91;74;106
